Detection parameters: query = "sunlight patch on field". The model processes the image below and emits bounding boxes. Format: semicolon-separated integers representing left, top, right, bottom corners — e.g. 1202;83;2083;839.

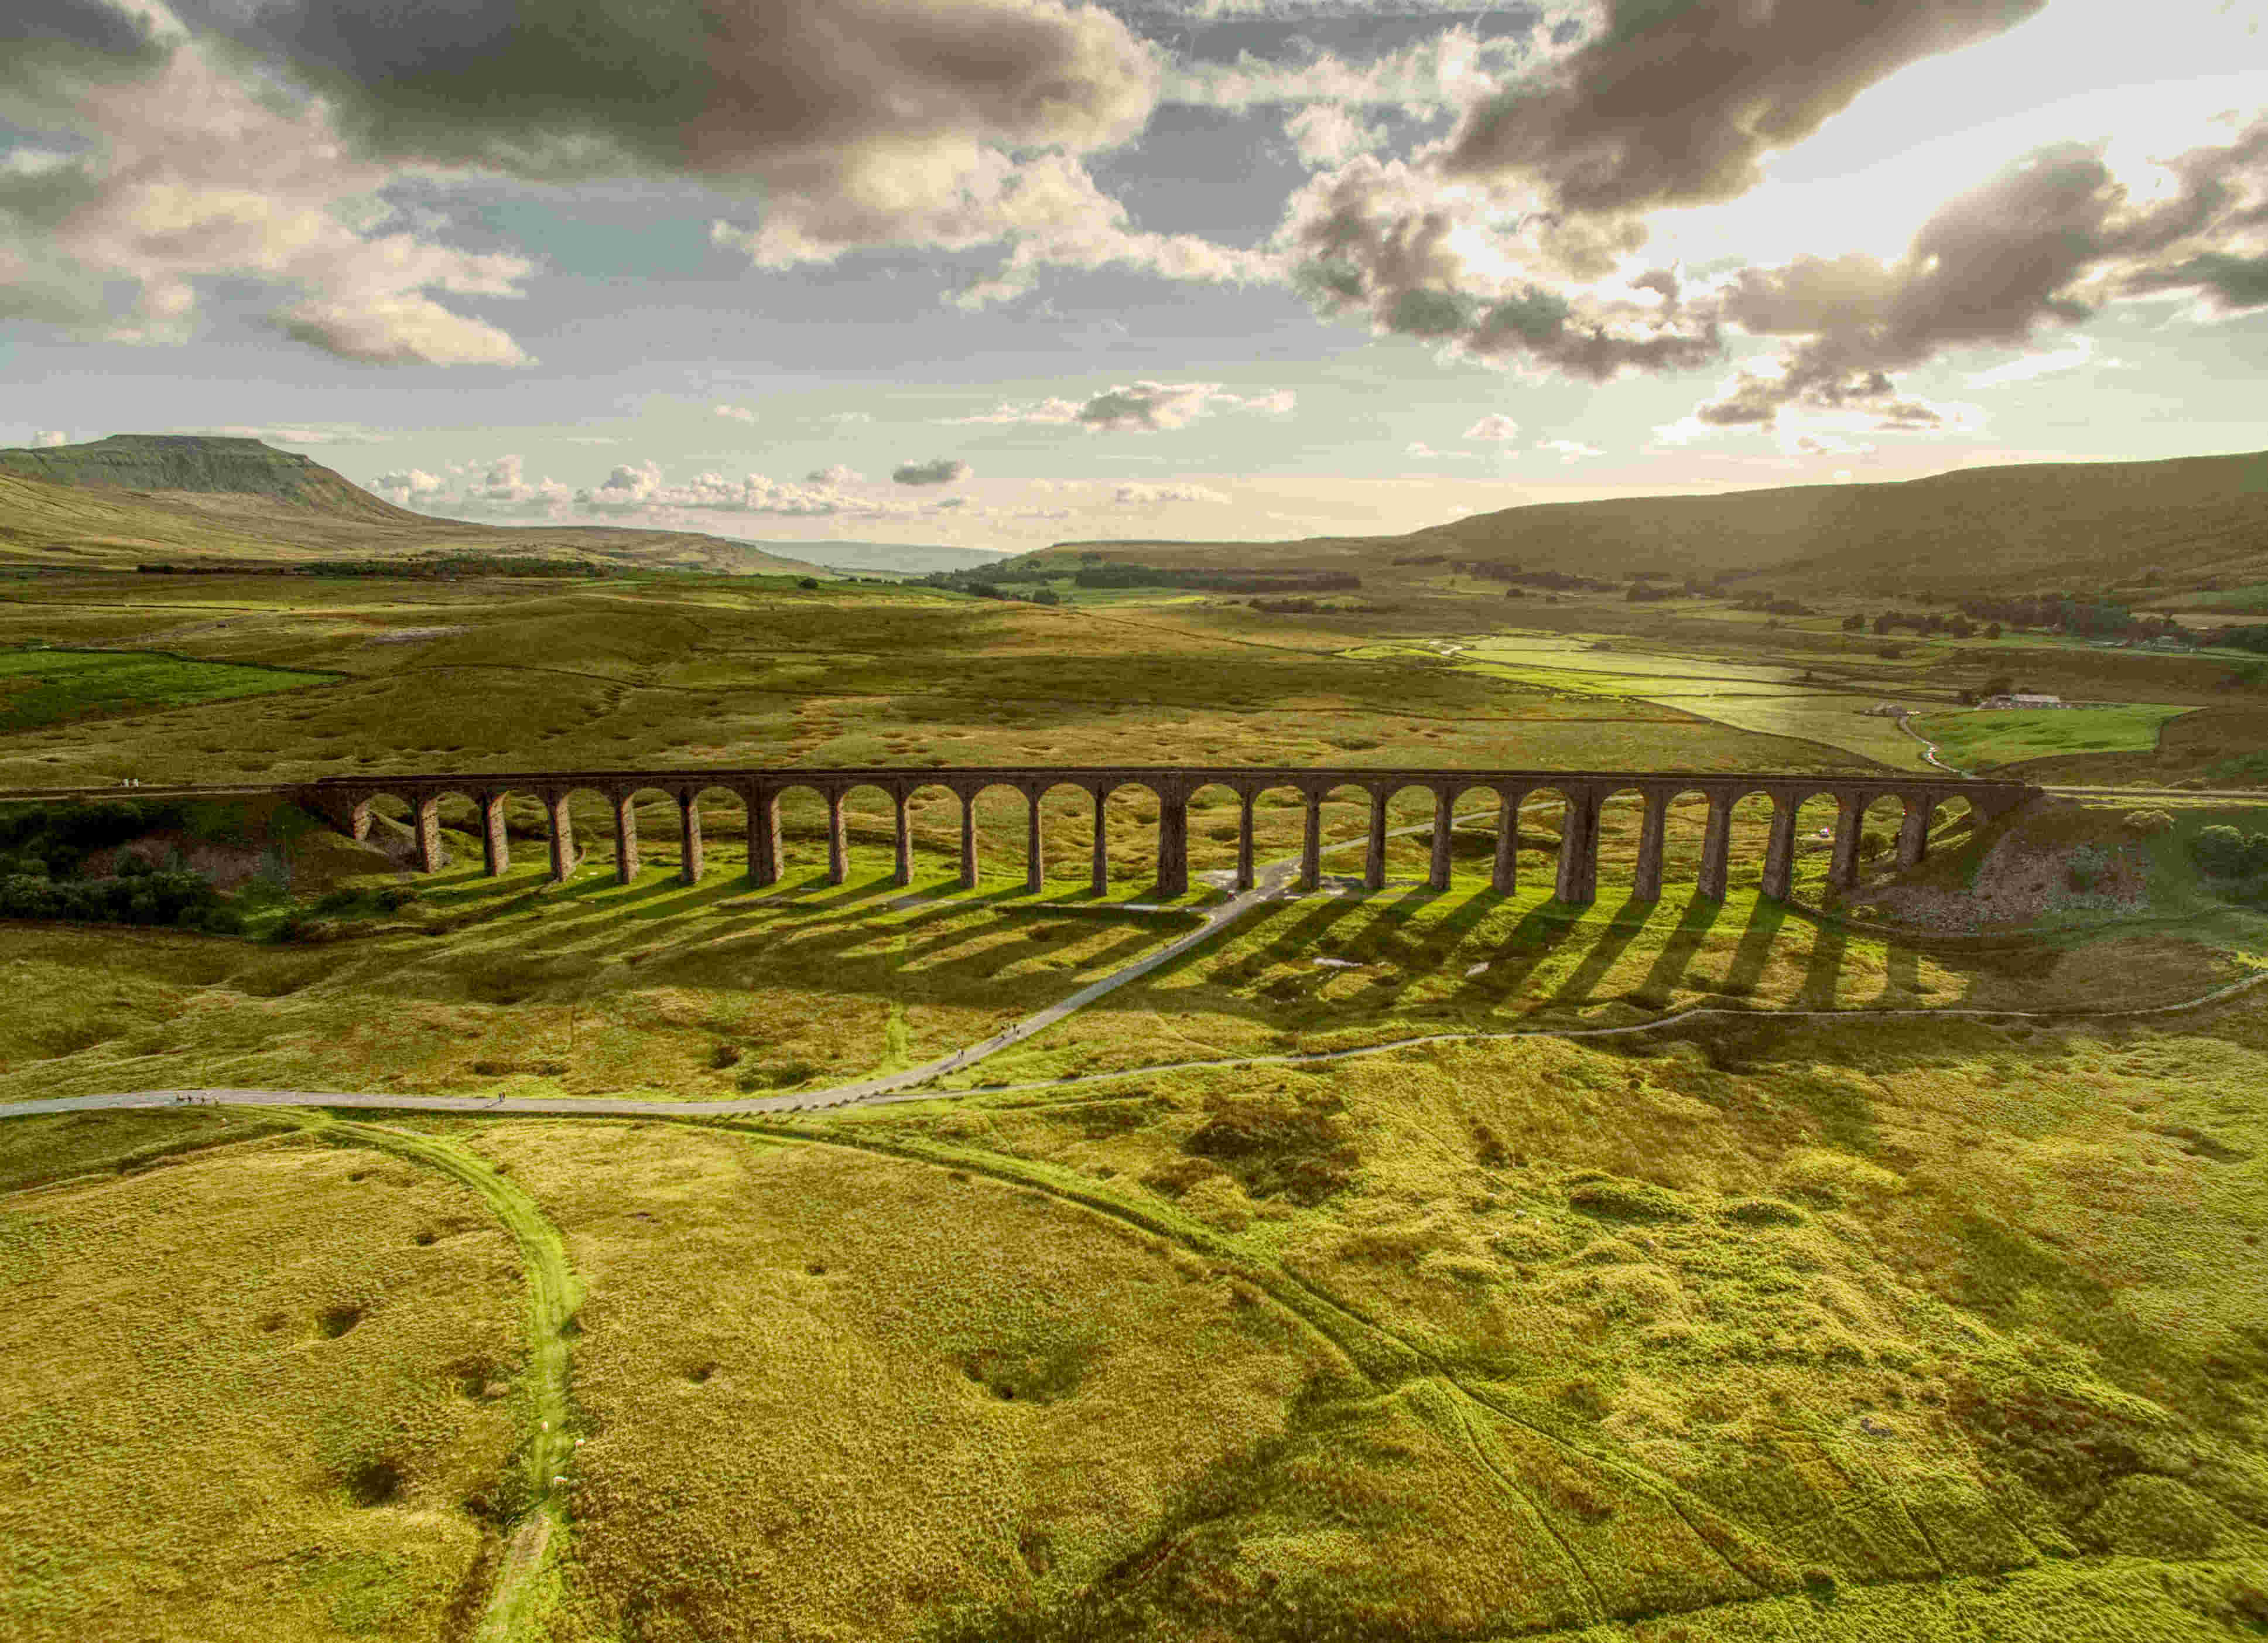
1912;705;2193;769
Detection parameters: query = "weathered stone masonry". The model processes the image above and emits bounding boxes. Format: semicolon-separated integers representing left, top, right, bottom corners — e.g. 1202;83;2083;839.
297;766;2038;905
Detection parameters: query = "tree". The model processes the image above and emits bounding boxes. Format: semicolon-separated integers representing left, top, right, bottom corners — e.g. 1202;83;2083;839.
1985;622;2002;640
1983;674;2014;698
1841;613;1866;632
1872;613;1894;636
796;577;820;590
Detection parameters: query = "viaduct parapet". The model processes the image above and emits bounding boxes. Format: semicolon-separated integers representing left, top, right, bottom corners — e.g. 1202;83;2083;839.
290;765;2040;906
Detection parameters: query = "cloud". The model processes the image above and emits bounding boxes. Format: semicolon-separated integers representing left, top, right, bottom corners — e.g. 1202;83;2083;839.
1657;371;1978;455
1463;413;1519;441
1708;124;2268;425
1285;103;1383;168
805;463;864;484
1111;481;1232;505
1272;0;2062;374
3;0;1195;341
30;430;71;447
948;381;1295;430
166;0;1158;251
0;33;538;364
819;410;873;426
1964;337;2116;388
375;453;964;522
1404;440;1476;460
713;403;757;423
577;465;935;519
950;397;1086;426
1278;153;1723;381
269;295;528;366
186;423;384;444
379;453;576;517
1439;0;2048;218
1537;438;1602;461
1163;23;1535;115
893;457;972;485
917;151;1276;307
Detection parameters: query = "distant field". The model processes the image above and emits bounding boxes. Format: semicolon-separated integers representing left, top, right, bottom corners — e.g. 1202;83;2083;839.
1910;703;2191;769
0;645;330;731
1354;638;1937;770
2170;580;2268;614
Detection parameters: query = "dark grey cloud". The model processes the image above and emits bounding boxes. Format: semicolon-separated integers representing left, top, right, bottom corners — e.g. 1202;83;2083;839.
893;458;973;485
1442;0;2050;216
168;0;1155;191
0;0;176;119
1705;121;2268;425
4;0;168;58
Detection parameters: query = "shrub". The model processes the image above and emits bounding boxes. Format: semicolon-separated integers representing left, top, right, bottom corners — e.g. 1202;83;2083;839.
2192;824;2268;878
0;865;227;928
2121;809;2175;836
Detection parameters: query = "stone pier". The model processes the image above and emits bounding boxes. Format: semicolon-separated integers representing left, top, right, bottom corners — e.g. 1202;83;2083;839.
545;792;577;882
678;790;704;884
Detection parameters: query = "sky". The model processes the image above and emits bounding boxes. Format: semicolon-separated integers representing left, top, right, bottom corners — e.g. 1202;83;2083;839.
4;0;2266;556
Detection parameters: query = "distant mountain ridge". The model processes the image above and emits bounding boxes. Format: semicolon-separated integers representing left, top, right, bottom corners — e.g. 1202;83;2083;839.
1029;449;2268;597
0;434;829;576
782;540;1010;575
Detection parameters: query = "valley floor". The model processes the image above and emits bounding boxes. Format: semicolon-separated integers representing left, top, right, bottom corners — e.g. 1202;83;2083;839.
3;566;2266;1640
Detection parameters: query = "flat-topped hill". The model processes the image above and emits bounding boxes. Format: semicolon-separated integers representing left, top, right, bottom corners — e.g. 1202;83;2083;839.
0;434;830;576
1029;448;2268;597
0;433;426;523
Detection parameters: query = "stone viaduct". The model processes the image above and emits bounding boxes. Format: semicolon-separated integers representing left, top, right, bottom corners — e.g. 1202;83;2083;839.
295;766;2039;906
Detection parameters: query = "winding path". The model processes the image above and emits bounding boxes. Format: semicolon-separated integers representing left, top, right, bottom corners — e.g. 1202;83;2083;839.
1;788;2260;1127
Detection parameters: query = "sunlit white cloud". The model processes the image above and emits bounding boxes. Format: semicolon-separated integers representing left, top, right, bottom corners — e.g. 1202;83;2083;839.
1536;438;1603;462
1965;337;2119;388
949;380;1296;431
1113;480;1233;504
1464;414;1520;441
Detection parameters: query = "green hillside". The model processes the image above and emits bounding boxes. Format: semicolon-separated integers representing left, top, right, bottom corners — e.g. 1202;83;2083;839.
1024;449;2268;599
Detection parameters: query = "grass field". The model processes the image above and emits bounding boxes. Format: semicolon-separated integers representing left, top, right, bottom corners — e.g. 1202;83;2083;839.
0;1122;531;1642
1910;705;2194;770
0;645;333;732
4;564;2268;1639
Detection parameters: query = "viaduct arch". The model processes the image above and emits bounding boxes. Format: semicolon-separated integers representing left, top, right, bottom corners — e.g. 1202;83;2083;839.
294;764;2038;906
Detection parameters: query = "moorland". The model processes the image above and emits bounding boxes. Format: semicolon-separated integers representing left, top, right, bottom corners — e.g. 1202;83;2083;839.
2;438;2266;1642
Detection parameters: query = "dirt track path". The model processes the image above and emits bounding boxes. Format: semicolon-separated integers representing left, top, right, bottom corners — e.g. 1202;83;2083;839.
296;1115;581;1642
